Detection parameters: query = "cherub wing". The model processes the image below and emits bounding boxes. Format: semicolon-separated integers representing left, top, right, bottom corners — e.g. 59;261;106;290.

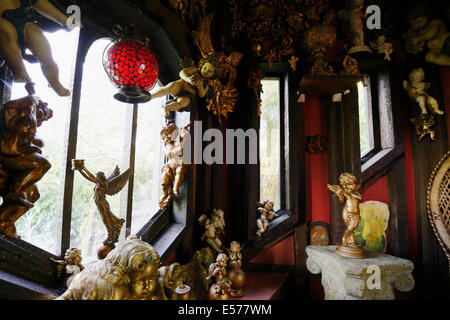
192;14;215;58
106;165;121;182
105;168;133;196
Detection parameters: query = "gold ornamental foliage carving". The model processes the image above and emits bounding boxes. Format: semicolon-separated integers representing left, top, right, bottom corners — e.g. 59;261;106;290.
192;14;244;123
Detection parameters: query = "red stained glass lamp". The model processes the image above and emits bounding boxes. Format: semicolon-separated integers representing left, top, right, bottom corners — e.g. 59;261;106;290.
103;30;159;103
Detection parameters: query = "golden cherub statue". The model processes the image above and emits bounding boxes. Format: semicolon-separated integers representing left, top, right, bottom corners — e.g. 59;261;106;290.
198;209;225;253
71;159;132;259
159;122;191;210
256;200;278;237
0;86;53;239
226;241;246;297
151;14;243;123
403;2;450;66
370;35;394;61
56;236;162;300
50;248;84;288
207;253;232;300
328;173;366;258
0;0;81;96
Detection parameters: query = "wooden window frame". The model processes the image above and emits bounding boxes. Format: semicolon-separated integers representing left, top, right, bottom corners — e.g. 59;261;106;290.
0;11;191;297
359;67;404;188
244;63;304;261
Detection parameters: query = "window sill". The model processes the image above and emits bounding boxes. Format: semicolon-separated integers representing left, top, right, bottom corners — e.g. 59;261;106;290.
0;270;61;300
361;143;404;189
245;212;297;262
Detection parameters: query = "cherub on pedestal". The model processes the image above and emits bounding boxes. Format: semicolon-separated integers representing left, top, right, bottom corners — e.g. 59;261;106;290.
226;241;246;297
207;253;231;300
338;0;372;54
0;0;81;96
328;173;366;259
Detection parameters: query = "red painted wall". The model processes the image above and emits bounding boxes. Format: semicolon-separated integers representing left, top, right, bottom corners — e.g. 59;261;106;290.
251;67;450;298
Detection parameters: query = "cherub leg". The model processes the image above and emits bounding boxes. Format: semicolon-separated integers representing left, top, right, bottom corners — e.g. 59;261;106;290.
173;164;188;196
151;79;184;99
24;23;70;96
427;96;444;115
164;95;191;112
2;152;51;207
416;96;427;114
0;19;32;82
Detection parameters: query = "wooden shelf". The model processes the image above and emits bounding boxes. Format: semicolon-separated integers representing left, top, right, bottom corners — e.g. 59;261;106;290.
229;272;289;300
298;74;363;96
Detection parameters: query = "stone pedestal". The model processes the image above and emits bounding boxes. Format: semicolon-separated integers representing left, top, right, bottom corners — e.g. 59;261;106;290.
306;245;415;300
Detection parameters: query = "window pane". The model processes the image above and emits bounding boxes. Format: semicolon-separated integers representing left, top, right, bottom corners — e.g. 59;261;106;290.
11;29;79;255
70;39;130;263
260;78;281;211
131;85;165;234
358;79;374;157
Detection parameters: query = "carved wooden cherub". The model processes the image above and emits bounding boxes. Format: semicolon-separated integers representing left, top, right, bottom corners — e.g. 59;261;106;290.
403;2;450;66
50;248;84;288
403;68;444;115
370;35;394;61
0;0;81;96
328;172;366;258
56;236;162;300
151;14;243;123
226;241;242;271
0;89;52;239
71;160;132;259
337;0;371;53
159;122;191;210
198;209;225;253
256;200;278;237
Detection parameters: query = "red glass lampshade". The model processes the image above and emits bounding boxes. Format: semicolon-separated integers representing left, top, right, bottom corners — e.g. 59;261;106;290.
103;39;159;103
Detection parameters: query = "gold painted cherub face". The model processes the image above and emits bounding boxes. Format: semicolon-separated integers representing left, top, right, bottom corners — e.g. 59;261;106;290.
130;262;158;299
229;241;241;253
339;173;358;191
200;62;215;79
264;200;274;211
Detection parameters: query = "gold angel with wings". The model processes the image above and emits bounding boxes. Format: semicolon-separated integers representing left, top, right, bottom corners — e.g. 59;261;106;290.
72;160;132;250
151;14;243;123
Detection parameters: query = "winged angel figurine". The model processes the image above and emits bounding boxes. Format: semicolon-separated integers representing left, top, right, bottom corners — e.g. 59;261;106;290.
72;160;132;258
151;14;243;123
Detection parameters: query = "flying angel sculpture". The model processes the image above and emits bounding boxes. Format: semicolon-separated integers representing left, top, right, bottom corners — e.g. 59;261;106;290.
72;159;132;259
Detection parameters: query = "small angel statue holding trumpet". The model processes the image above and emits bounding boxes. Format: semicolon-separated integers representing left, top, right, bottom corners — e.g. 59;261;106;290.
71;159;132;259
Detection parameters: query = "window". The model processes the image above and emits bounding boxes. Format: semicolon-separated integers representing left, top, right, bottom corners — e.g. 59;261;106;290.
69;39;165;263
358;70;398;181
6;29;181;265
11;28;80;255
259;78;282;211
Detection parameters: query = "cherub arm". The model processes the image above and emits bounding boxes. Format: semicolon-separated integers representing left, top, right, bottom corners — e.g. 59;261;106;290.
327;184;345;202
180;67;201;86
33;0;71;27
77;166;101;185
